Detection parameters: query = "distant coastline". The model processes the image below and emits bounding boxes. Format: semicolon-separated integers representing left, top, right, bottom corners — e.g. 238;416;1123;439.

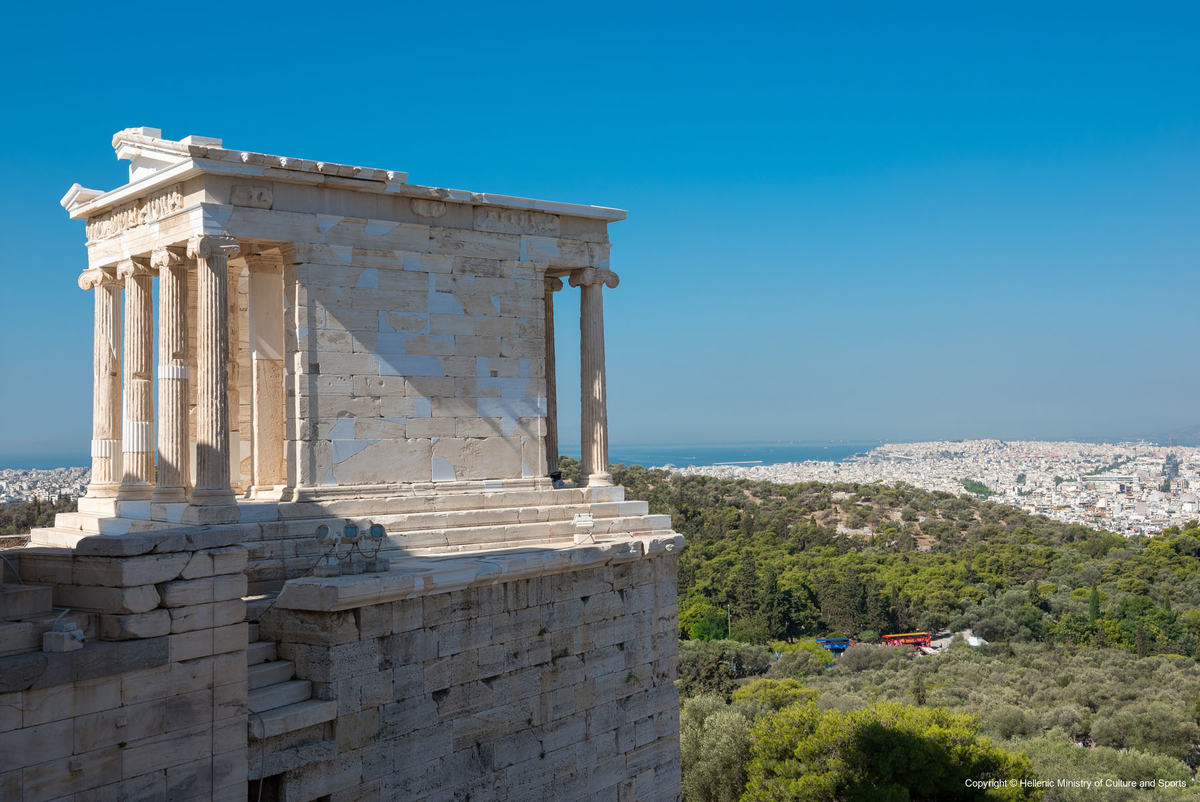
0;452;90;471
1;434;1193;473
564;442;880;469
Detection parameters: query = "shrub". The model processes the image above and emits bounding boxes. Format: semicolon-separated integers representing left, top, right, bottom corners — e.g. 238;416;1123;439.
680;694;756;802
732;678;816;712
767;649;825;679
742;701;1038;801
837;644;901;673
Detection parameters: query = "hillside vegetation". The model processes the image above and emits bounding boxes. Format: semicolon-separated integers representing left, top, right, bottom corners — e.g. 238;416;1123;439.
568;461;1200;800
590;461;1200;657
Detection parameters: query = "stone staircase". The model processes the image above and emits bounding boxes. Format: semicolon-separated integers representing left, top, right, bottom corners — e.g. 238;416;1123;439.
246;612;336;741
0;554;94;656
368;498;673;557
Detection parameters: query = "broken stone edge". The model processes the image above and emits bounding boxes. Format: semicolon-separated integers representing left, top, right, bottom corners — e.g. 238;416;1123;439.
274;533;685;613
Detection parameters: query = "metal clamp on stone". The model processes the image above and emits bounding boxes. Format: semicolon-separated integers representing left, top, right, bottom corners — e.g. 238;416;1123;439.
313;521;390;576
314;524;343;577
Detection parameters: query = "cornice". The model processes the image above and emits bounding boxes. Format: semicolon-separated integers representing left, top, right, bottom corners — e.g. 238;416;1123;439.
65;129;627;224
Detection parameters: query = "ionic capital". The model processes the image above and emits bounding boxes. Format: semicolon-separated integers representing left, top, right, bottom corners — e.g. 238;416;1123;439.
545;276;564;293
187;235;241;261
78;267;120;291
568;268;619;290
150;247;185;270
116;257;154;280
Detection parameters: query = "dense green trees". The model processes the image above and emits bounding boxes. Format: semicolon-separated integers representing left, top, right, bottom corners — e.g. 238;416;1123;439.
605;462;1200;659
679;643;1200;801
599;462;1200;799
742;702;1038;801
0;497;75;537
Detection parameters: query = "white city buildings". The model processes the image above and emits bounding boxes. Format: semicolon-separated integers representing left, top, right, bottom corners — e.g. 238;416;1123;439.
674;439;1200;535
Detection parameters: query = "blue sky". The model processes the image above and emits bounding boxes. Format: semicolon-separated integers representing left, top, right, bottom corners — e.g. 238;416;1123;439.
1;1;1197;455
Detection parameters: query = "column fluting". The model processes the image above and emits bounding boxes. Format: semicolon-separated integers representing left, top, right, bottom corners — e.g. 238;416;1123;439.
183;235;241;523
152;248;189;506
228;262;245;493
79;268;123;497
543;276;564;479
117;258;155;499
569;268;620;487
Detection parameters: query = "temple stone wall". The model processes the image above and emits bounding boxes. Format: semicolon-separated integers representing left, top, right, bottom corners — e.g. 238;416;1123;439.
254;553;682;801
0;540;250;801
283;232;561;490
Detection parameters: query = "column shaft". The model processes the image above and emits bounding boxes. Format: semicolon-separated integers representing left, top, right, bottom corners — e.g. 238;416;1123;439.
118;259;155;498
80;269;122;497
543;277;563;477
228;264;245;492
183;236;241;523
247;257;286;492
569;268;620;487
153;249;189;505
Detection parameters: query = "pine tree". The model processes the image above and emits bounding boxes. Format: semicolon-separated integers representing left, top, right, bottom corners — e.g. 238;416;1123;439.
1088;583;1102;622
1136;622;1148;658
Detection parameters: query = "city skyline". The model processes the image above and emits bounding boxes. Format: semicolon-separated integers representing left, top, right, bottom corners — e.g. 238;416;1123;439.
2;2;1199;454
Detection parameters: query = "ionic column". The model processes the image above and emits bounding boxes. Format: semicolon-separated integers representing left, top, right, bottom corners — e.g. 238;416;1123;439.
152;248;189;506
79;268;122;497
117;258;155;499
228;262;245;492
543;276;564;478
183;235;241;524
246;251;286;493
568;268;620;487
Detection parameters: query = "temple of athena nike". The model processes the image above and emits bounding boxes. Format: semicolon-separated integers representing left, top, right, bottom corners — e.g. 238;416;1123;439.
0;128;683;801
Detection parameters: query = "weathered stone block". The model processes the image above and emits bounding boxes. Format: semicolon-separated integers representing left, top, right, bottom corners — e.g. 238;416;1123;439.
74;552;190;588
101;609;171;640
54;583;160;614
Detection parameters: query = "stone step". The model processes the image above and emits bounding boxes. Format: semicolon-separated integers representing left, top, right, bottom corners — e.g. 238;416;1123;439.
48;513;177;536
247;622;260;644
0;611;93;657
248;699;337;741
248;680;312;714
27;528;84;549
0;584;54;620
378;512;673;552
249;659;296;691
360;499;650;537
311;484;625;520
248;640;277;666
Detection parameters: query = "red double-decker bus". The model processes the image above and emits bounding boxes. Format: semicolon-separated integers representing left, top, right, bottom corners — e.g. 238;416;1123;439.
881;632;931;649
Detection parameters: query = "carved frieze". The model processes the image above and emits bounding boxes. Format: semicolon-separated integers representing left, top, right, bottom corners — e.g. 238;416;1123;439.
85;184;184;241
474;208;560;236
230;184;273;209
411;199;447;218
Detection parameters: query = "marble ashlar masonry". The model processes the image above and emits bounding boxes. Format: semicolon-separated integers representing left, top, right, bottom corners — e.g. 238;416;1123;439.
0;127;683;801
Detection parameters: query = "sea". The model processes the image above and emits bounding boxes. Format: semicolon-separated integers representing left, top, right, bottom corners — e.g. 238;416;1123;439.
0;452;91;471
564;442;881;469
0;443;880;472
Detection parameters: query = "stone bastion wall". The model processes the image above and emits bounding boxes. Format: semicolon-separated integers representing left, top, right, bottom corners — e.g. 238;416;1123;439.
0;530;683;802
256;539;682;800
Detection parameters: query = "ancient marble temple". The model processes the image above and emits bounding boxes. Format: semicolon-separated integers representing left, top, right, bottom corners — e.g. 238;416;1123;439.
0;129;682;801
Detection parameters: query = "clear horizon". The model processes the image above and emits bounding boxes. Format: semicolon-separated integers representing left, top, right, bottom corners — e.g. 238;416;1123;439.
2;2;1197;453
